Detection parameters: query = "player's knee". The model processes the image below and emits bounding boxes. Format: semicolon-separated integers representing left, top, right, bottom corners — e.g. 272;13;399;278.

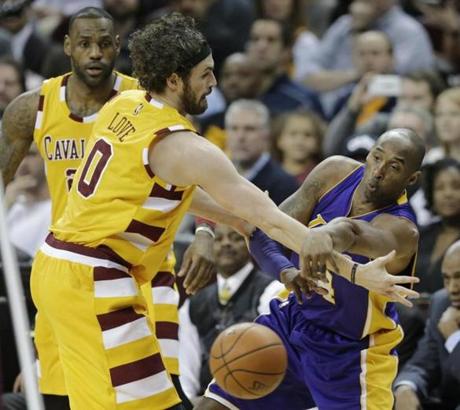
194;397;228;410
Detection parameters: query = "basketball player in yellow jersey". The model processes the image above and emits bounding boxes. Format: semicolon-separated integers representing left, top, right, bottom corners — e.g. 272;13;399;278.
17;12;415;410
0;8;211;409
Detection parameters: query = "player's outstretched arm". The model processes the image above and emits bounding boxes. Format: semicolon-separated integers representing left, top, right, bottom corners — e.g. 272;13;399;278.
149;131;311;254
0;90;40;185
301;214;419;275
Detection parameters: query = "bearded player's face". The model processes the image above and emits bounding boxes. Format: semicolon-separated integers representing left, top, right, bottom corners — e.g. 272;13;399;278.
181;54;217;115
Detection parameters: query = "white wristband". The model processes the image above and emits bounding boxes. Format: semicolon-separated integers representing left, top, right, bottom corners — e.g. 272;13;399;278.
195;225;215;238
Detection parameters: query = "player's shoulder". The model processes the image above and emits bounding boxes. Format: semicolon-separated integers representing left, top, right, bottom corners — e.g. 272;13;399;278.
115;71;140;90
2;87;41;141
303;155;361;192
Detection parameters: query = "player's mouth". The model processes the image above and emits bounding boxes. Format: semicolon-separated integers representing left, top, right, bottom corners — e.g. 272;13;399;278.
86;65;104;76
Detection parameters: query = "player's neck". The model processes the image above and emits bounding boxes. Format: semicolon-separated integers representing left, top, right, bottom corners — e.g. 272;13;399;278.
67;72;116;103
351;181;390;215
148;91;183;114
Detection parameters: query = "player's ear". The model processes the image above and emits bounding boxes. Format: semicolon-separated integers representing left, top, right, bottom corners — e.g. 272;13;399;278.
114;35;121;55
64;35;71;57
166;73;182;92
408;170;421;186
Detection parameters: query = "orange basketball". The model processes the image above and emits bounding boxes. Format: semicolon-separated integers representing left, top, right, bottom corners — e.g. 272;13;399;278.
209;322;288;399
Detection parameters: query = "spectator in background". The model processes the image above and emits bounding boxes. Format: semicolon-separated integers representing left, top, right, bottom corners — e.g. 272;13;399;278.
329;30;397;119
225;99;299;204
103;0;142;74
416;159;460;295
253;0;319;82
178;224;284;402
0;57;25;120
394;240;460;410
430;87;460;163
246;17;324;117
4;144;50;259
301;0;434;112
171;0;255;76
399;70;446;113
415;0;460;87
271;109;324;184
0;0;48;81
198;52;261;150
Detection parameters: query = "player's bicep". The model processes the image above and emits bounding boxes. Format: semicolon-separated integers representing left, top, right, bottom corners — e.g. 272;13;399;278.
0;90;39;184
149;132;277;222
351;215;418;273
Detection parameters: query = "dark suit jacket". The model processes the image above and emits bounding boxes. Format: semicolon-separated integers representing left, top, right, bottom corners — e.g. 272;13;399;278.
395;289;460;409
251;157;299;205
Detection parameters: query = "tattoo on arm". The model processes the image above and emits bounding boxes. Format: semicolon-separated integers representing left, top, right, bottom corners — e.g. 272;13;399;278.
280;178;323;224
0;90;39;185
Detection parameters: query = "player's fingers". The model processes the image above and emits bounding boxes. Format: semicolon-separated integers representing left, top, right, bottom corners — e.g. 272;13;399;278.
389;291;413;308
297;277;312;299
318;254;327;281
310;254;320;280
300;257;312;280
393;285;420;300
187;263;212;294
177;250;192;277
329;252;340;273
391;275;420;286
292;282;303;304
183;260;199;292
376;249;396;266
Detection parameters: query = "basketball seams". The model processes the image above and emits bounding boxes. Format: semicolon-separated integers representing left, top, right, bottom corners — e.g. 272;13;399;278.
211;343;285;375
214;323;258;358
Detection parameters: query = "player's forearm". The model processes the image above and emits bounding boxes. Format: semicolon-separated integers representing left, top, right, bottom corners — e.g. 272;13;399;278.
189;187;250;234
322;217;361;253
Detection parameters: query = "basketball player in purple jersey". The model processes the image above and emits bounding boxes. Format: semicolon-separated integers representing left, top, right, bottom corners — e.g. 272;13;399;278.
198;128;425;410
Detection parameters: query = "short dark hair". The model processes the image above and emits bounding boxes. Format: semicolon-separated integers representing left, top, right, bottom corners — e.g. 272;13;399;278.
252;18;294;48
0;56;25;92
68;7;114;33
128;13;210;93
402;70;446;99
423;158;460;213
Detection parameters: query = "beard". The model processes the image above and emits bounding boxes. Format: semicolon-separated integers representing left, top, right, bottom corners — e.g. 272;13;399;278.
182;80;208;115
72;57;115;88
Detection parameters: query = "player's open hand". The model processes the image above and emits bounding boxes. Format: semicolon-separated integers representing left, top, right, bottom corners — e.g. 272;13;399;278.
178;230;216;295
300;229;337;282
280;267;328;304
354;250;420;307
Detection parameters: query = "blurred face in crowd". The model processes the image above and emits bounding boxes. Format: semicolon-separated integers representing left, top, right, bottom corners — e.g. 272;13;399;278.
213;224;250;277
353;31;393;74
64;17;120;88
103;0;139;20
276;115;320;163
435;96;460;145
432;166;460;219
175;0;211;19
442;242;460;308
350;0;378;31
262;0;294;21
399;79;434;112
0;62;23;114
14;145;46;200
0;2;28;34
247;20;285;72
226;107;269;166
388;111;429;144
219;53;260;103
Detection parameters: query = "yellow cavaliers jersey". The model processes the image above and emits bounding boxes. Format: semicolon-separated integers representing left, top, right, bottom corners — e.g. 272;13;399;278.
53;90;196;284
33;72;139;223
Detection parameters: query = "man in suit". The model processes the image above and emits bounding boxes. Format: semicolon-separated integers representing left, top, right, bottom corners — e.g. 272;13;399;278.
178;224;284;403
225;99;299;205
394;240;460;410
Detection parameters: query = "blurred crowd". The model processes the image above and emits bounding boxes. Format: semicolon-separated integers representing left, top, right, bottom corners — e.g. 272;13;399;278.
1;0;460;409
